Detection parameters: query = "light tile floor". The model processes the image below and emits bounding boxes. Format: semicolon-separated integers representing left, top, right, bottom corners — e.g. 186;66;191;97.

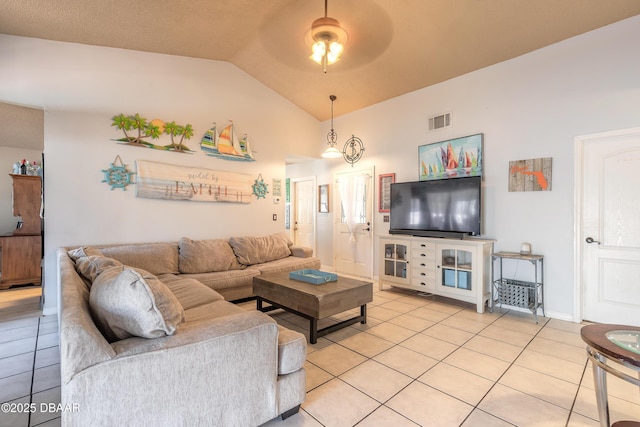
0;314;61;427
258;286;640;427
2;285;639;427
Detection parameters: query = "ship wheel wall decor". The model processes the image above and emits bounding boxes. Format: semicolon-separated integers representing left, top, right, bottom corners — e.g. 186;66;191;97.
252;173;269;199
343;135;365;166
102;155;135;190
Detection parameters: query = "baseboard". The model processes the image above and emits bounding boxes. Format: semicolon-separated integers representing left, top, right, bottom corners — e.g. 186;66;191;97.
42;306;57;316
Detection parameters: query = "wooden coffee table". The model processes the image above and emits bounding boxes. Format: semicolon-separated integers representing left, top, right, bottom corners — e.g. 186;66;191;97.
253;272;373;344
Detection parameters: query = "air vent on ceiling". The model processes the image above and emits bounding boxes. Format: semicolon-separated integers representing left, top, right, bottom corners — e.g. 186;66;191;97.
428;112;452;131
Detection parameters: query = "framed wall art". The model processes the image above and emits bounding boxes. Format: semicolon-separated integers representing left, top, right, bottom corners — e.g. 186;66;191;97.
419;133;483;180
378;173;395;212
318;184;329;213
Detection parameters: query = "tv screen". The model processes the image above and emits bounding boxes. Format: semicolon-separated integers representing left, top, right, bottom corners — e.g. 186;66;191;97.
389;176;481;237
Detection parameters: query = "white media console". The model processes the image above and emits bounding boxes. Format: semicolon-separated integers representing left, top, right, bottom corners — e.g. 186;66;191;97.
379;235;495;313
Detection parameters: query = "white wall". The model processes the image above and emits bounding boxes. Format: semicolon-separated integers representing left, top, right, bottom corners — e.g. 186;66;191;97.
0;35;319;315
288;15;640;321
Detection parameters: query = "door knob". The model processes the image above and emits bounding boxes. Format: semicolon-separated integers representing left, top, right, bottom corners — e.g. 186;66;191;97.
585;237;600;245
363;227;371;231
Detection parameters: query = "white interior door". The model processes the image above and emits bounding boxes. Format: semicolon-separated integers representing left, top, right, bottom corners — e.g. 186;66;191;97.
292;177;316;252
334;168;374;278
577;127;640;326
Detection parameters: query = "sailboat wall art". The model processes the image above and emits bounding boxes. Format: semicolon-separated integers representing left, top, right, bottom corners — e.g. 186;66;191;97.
200;121;255;162
418;134;483;181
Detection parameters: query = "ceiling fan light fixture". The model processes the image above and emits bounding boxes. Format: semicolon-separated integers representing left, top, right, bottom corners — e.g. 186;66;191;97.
310;42;326;64
305;1;348;72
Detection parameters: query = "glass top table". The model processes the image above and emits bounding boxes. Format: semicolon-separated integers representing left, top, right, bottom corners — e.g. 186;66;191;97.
606;330;640;356
581;324;640;427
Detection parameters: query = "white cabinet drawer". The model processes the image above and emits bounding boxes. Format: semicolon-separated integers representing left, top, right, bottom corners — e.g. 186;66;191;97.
412;241;435;252
412;251;435;262
412;268;435;289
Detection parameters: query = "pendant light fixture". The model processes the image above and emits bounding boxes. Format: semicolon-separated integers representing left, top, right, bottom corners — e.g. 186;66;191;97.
305;0;348;73
321;95;342;158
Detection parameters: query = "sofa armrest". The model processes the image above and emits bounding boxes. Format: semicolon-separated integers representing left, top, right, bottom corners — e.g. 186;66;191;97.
63;310;283;426
290;245;313;258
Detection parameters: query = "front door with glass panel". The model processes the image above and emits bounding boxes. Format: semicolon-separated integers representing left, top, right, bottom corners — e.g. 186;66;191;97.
334;168;374;278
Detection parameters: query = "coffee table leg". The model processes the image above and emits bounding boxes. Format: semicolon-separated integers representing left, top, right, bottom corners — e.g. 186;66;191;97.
361;304;367;324
310;318;318;344
257;297;263;311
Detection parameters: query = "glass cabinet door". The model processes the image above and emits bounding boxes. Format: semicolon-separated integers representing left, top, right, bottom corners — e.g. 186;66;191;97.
440;248;473;291
383;242;408;279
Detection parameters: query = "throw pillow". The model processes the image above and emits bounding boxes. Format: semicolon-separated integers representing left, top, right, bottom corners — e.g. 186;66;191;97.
75;255;124;284
89;266;185;342
178;237;245;274
67;246;104;261
229;233;292;265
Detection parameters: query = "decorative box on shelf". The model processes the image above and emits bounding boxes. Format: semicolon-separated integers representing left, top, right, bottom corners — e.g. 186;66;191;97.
289;269;338;285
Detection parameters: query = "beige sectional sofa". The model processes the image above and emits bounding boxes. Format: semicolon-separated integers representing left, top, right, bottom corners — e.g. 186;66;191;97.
58;233;321;426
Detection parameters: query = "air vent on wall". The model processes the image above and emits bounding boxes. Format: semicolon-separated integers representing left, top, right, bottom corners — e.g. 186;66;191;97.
428;112;452;131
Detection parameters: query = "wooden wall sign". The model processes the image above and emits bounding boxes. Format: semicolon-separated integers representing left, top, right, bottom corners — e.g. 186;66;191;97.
136;160;253;203
509;157;552;192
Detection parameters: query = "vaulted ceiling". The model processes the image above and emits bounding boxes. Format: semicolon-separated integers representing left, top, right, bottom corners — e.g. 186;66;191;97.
1;0;640;120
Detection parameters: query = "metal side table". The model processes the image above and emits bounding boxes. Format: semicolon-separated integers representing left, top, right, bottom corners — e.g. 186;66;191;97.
491;252;544;323
581;324;640;427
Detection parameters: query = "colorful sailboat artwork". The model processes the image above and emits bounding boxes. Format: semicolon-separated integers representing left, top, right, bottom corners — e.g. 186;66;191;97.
418;134;483;181
200;121;255;162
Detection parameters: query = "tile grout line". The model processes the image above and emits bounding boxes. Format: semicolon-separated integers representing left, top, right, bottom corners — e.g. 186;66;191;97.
457;316;549;426
27;316;42;427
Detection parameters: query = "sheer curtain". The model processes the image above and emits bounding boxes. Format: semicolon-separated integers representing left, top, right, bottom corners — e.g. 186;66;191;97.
338;174;368;245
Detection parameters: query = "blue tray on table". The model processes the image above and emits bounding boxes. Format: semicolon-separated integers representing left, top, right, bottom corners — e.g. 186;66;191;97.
289;269;338;285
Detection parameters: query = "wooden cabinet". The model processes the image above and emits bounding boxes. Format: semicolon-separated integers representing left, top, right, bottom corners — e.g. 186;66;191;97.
0;174;42;289
379;235;494;313
10;174;42;235
0;235;42;289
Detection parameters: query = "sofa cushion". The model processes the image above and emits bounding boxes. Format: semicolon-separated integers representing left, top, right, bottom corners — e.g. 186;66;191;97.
75;256;124;284
182;268;261;291
89;266;185;342
100;243;179;275
157;274;225;310
229;233;292;265
178;237;244;274
252;255;321;275
183;299;247;323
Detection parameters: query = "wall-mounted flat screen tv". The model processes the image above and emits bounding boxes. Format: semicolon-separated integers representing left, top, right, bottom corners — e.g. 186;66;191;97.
389;176;481;238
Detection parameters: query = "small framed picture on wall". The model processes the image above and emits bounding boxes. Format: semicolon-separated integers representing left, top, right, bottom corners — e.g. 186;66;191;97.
378;173;395;212
318;184;329;213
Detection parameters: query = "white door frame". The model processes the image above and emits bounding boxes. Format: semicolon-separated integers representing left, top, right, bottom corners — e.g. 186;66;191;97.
572;126;640;323
290;176;317;255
